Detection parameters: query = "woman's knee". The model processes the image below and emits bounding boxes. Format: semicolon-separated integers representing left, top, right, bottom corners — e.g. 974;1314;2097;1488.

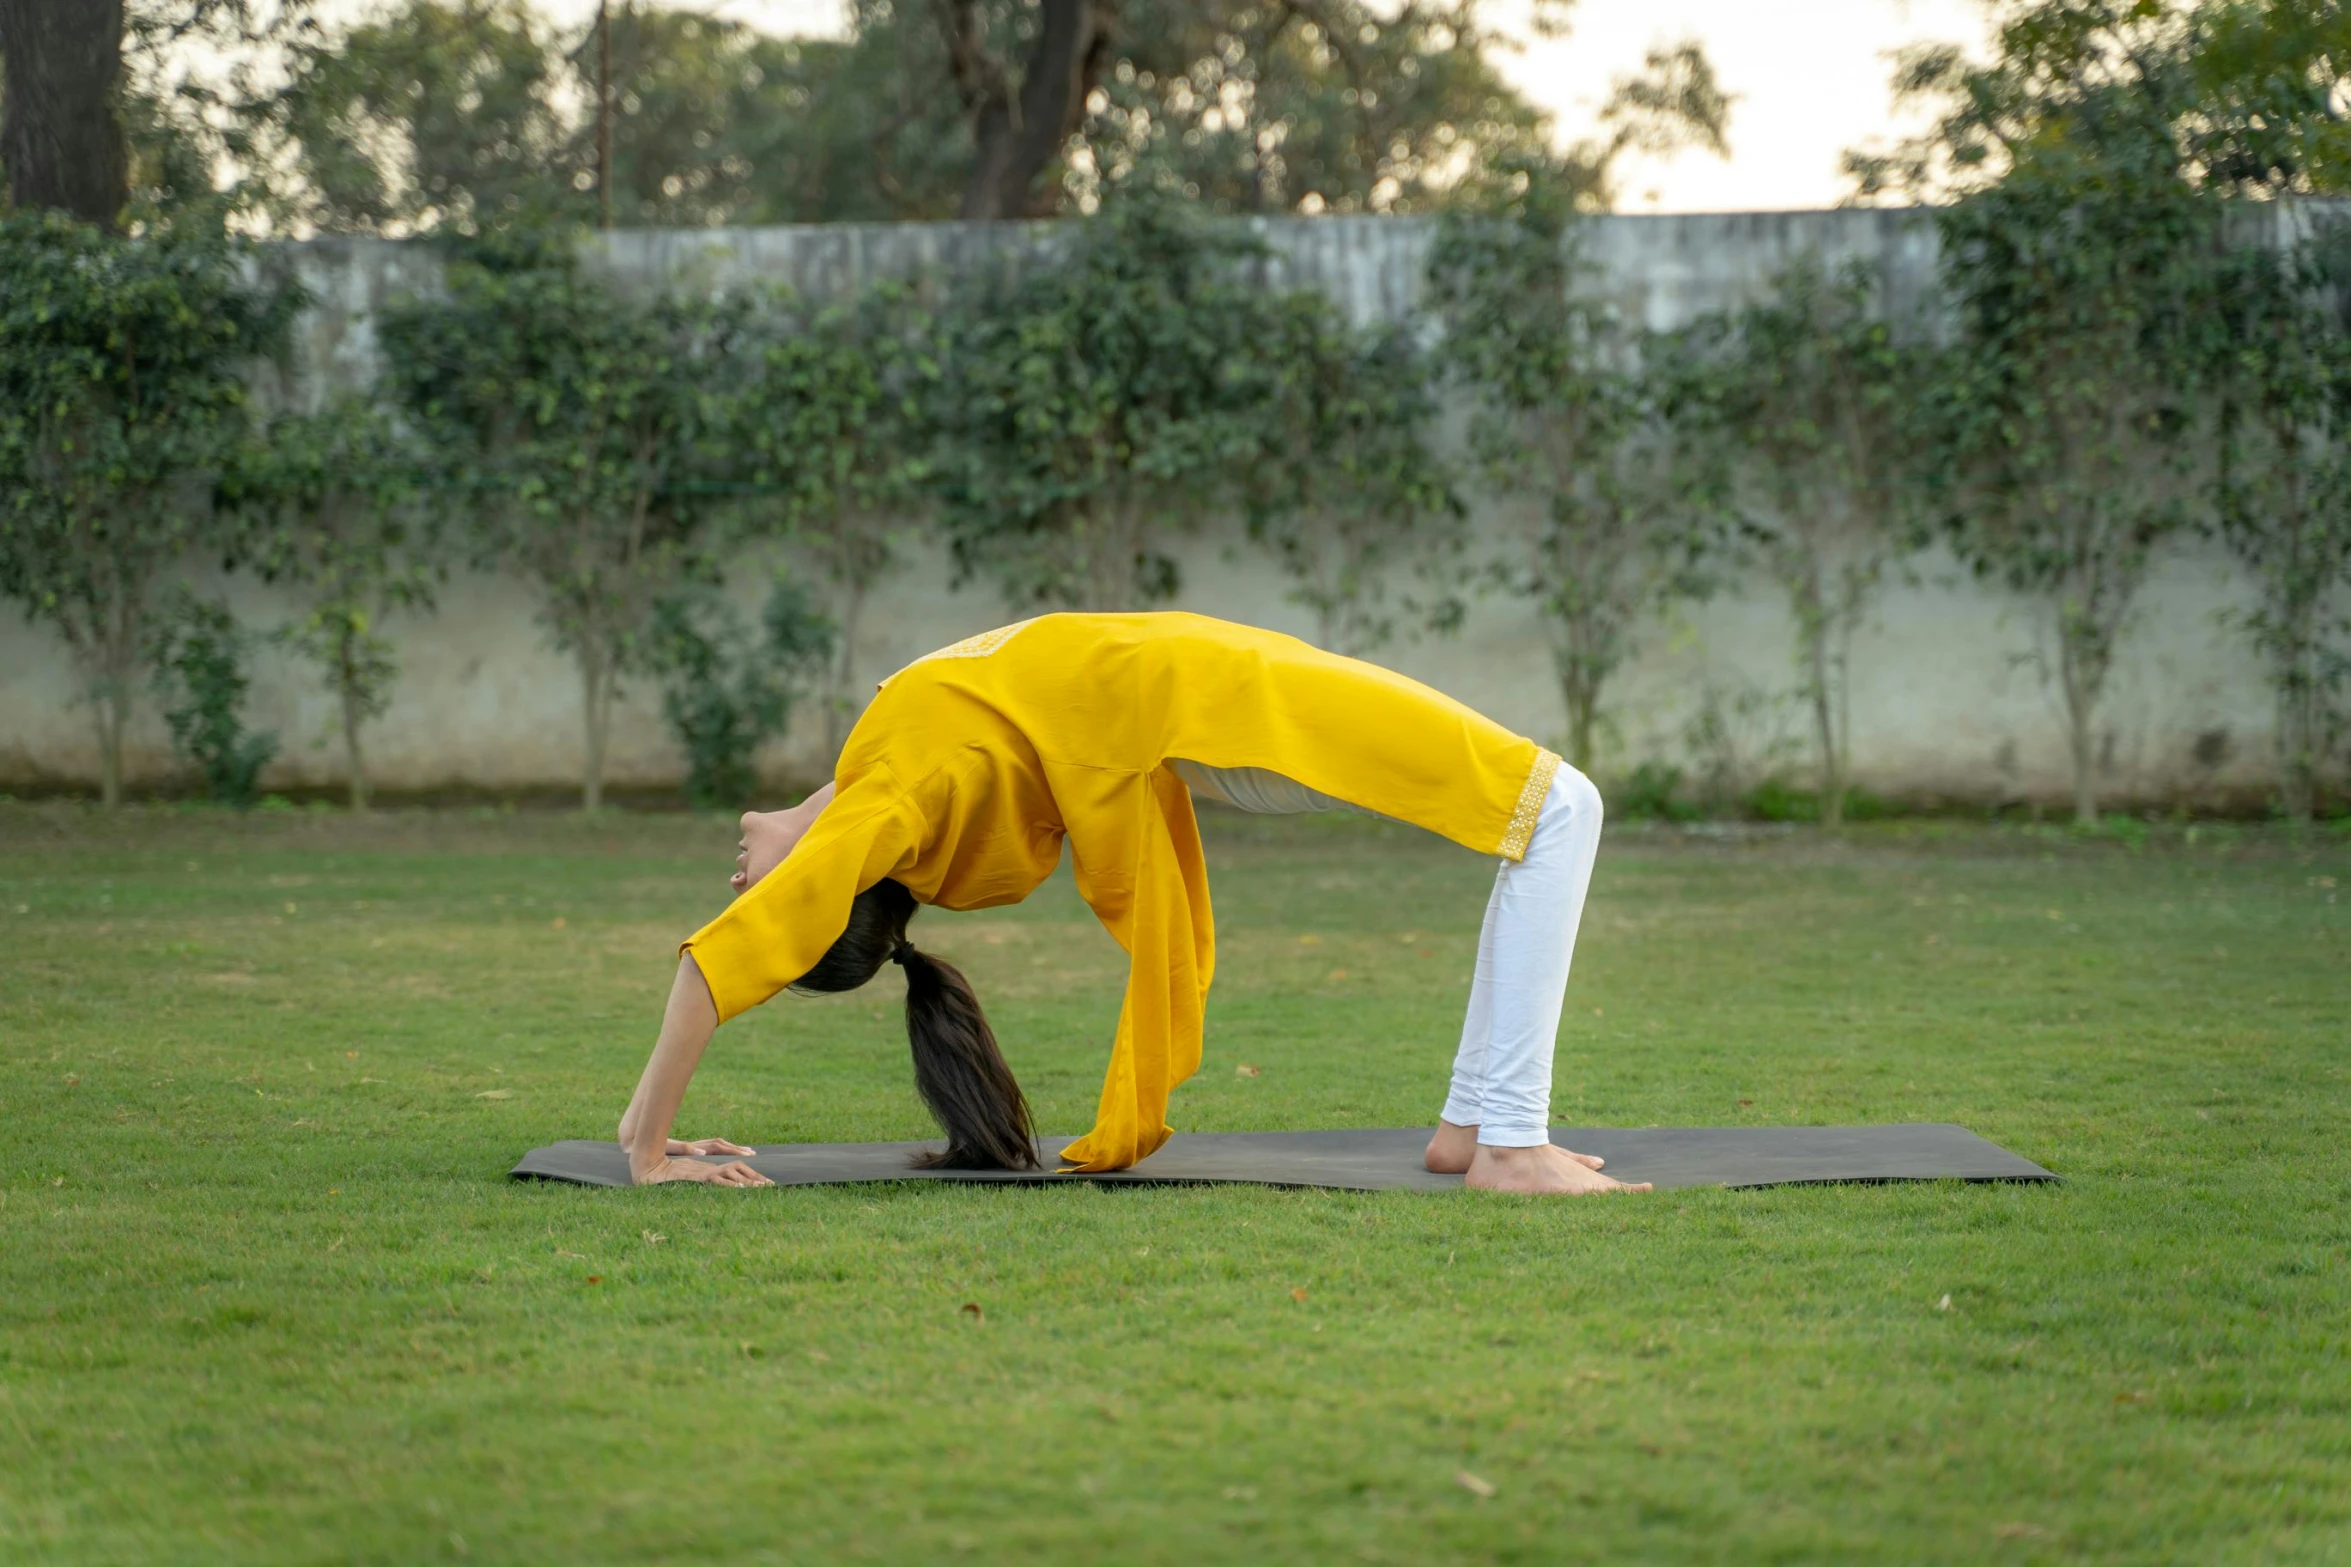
1556;763;1603;827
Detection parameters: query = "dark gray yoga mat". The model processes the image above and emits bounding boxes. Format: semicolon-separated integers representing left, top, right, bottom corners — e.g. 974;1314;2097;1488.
510;1124;2055;1192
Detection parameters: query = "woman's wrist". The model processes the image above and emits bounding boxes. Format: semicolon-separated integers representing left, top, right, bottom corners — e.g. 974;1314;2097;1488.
624;1116;669;1179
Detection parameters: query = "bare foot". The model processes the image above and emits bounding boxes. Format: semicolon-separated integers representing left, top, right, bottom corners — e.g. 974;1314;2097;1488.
1464;1142;1650;1195
1425;1121;1606;1176
1424;1120;1479;1173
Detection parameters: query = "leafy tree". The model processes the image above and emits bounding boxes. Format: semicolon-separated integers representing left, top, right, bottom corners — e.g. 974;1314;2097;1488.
1851;0;2351;817
236;0;928;231
731;285;936;760
1070;0;1550;214
2178;0;2351;195
1852;0;2351;817
221;0;1704;228
1698;258;1921;828
148;588;278;805
2202;227;2351;820
932;195;1274;608
249;0;572;235
0;210;294;805
1846;2;2188;201
1244;298;1461;654
1427;171;1726;772
650;574;835;810
563;9;960;228
228;397;440;810
380;231;740;809
1;2;321;225
1848;0;2350;203
253;1;883;233
1882;4;2215;823
936;0;1726;218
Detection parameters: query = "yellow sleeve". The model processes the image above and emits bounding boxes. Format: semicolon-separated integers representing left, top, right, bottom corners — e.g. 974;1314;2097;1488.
679;778;922;1023
1053;765;1217;1172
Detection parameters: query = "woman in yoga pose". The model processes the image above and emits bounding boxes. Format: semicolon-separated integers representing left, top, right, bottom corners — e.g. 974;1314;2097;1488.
617;611;1648;1195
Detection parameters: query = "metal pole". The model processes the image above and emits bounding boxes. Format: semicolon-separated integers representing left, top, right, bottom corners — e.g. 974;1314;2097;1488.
596;0;614;230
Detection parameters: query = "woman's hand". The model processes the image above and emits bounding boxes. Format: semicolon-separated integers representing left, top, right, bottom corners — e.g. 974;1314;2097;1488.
666;1136;756;1158
635;1155;774;1187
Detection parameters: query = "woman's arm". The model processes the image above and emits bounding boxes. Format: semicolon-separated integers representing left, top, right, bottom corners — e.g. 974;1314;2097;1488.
621;782;848;1183
619;956;771;1186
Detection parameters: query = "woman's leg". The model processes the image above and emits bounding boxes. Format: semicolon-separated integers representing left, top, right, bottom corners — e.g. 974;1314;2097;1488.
1424;859;1510;1170
1467;764;1603;1144
1429;765;1647;1193
1429;766;1594;1164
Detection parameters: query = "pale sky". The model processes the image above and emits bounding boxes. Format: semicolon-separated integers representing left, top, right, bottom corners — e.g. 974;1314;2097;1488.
359;0;2000;213
1486;0;1994;210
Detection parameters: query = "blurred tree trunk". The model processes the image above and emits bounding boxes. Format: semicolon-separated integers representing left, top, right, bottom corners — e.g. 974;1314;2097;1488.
337;628;372;811
0;0;128;227
946;0;1114;220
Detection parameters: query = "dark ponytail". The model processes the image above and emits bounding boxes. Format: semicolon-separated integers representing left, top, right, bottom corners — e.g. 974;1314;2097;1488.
791;878;1039;1171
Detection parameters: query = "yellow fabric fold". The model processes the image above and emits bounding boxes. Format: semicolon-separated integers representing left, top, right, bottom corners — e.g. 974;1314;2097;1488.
1052;764;1215;1172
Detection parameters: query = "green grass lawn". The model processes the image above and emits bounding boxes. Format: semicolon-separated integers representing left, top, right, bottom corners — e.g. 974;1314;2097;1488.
1;803;2346;1565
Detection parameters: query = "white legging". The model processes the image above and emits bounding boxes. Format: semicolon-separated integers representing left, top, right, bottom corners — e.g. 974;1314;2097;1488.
1173;756;1603;1145
1440;766;1605;1147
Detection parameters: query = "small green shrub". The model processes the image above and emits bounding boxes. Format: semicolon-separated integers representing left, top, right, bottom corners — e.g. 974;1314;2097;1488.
1614;760;1699;822
2082;812;2152;850
652;577;834;810
1841;786;1896;821
1743;776;1818;823
148;594;279;807
1681;682;1802;817
1620;764;1898;824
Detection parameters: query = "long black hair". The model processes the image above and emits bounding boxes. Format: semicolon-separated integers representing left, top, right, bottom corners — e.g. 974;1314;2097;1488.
791;878;1039;1170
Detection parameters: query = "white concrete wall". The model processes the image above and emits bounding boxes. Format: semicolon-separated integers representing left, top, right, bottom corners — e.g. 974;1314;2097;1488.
0;210;2312;807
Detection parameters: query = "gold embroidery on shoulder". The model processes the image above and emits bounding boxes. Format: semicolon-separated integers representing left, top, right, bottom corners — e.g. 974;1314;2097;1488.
917;618;1037;664
879;618;1041;688
1499;748;1562;861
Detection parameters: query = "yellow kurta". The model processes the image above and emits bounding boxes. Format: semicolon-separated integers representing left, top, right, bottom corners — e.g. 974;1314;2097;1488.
680;612;1561;1171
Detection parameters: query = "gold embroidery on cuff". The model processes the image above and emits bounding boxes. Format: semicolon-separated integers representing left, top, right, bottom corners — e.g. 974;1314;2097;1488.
1499;748;1562;861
